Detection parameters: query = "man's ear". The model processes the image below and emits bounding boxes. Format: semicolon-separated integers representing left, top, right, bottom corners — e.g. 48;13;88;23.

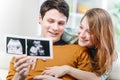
39;14;42;24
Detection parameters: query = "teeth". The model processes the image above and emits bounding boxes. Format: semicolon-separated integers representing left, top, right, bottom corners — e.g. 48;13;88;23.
80;39;85;42
54;33;58;35
48;31;58;36
49;31;58;35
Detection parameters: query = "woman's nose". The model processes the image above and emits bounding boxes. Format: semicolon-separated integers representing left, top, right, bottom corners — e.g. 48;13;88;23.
78;30;86;38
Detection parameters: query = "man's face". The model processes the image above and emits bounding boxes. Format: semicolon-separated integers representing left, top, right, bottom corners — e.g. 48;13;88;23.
39;9;67;43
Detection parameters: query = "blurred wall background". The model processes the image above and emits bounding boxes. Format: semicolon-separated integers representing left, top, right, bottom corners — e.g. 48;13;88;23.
0;0;41;53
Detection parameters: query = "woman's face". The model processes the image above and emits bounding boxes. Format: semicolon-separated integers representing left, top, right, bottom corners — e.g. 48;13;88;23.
78;17;94;48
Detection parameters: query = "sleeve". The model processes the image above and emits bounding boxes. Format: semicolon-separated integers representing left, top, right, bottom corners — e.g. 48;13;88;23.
101;72;109;80
76;47;93;72
61;45;93;80
6;57;16;80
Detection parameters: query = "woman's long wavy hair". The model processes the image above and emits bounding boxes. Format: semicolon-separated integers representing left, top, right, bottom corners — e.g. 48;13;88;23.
81;8;116;76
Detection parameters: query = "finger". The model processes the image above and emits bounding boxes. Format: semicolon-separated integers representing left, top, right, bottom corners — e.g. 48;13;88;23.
41;70;51;75
41;58;47;62
31;58;38;70
34;75;45;79
41;70;49;75
18;68;27;74
45;67;51;70
18;65;31;76
14;56;30;68
41;72;48;75
15;63;30;72
44;66;55;70
54;74;59;78
14;55;27;62
14;55;27;65
41;71;55;77
45;66;57;70
41;71;45;75
34;75;57;80
42;58;46;61
18;68;28;76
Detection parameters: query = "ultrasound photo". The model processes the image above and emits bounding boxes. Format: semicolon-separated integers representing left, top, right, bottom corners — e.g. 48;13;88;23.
6;36;53;59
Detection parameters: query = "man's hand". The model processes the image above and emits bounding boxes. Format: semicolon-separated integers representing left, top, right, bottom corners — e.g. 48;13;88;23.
13;55;33;79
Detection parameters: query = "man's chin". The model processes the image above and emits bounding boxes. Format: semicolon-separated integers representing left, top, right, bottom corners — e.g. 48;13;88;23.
45;35;60;43
51;37;60;43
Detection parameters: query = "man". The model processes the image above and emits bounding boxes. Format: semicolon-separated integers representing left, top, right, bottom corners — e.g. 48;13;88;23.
6;0;92;80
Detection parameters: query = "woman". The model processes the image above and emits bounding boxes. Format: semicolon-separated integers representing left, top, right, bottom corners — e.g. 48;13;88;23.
77;7;116;79
35;8;116;80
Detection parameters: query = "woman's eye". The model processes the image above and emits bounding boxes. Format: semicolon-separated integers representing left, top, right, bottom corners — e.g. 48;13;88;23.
87;31;90;34
79;26;83;29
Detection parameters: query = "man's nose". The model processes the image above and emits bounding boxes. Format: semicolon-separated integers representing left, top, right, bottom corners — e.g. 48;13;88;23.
52;23;59;30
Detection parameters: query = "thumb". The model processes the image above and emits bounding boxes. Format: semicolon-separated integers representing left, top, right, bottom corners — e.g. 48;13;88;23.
31;58;37;70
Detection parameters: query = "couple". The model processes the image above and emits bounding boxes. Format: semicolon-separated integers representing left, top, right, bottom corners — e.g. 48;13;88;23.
6;0;116;80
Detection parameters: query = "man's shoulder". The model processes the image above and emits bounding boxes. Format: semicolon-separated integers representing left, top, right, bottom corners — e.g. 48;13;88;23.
64;44;87;49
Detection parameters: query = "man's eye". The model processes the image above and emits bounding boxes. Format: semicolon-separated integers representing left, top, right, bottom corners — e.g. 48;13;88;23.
48;20;54;23
58;22;65;26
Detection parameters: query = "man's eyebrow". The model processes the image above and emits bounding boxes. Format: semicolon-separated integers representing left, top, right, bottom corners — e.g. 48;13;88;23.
59;19;66;22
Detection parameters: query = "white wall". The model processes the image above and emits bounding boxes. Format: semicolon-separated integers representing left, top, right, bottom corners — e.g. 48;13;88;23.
0;0;41;53
0;0;45;71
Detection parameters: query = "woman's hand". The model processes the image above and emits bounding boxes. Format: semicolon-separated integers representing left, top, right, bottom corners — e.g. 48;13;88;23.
41;65;70;77
33;75;61;80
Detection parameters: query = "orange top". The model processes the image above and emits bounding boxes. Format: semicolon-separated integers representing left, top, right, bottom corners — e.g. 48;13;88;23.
6;44;92;80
